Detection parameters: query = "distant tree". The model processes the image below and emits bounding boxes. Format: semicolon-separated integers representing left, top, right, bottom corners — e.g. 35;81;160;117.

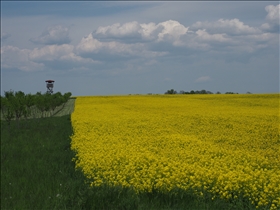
43;93;52;117
1;93;14;128
50;92;64;116
13;91;26;127
63;92;72;103
246;91;252;94
200;89;207;94
165;89;177;94
225;92;238;94
35;92;47;118
163;89;234;95
24;93;35;119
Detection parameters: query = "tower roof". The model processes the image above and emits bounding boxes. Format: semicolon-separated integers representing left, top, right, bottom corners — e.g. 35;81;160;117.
45;80;55;83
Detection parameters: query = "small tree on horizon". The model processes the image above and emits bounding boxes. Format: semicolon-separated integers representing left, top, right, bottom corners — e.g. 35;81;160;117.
165;89;177;94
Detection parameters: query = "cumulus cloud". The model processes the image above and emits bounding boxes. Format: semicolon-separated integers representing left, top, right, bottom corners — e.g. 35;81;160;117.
28;44;98;71
74;15;278;65
92;17;275;57
95;20;188;44
28;43;95;64
76;33;142;57
182;15;278;55
156;20;188;41
1;45;44;72
195;76;211;83
261;4;279;32
2;3;278;74
76;34;106;53
191;18;261;35
195;29;230;42
76;33;168;59
96;21;141;38
1;43;98;72
265;4;280;23
29;44;74;61
30;25;71;45
139;22;161;40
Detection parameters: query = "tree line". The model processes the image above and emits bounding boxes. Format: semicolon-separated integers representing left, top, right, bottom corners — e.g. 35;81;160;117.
0;90;72;128
164;89;242;95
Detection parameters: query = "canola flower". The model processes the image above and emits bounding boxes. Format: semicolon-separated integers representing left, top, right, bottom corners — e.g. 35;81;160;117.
71;94;280;210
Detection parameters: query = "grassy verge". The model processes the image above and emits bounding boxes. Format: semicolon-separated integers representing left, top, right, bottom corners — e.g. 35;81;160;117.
1;115;84;210
1;107;256;209
53;98;76;117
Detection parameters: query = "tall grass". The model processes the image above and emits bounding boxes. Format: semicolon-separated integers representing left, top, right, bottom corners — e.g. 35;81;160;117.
1;115;84;209
1;107;256;209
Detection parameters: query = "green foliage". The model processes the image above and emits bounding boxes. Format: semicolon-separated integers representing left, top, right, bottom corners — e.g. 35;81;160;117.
164;89;177;94
23;93;35;119
1;90;73;123
225;92;238;94
1;95;14;125
13;91;26;125
63;92;72;102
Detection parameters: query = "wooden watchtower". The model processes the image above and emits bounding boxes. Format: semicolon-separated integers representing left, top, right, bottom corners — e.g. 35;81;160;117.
45;80;55;94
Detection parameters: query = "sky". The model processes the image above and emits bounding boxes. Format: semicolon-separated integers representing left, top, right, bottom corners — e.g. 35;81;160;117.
1;1;279;96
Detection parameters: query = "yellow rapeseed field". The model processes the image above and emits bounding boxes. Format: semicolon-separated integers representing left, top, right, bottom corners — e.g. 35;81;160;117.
71;94;280;210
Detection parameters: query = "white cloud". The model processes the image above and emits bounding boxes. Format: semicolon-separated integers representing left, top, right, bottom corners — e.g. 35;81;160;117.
226;32;279;53
0;43;98;73
76;34;103;53
91;18;275;56
265;4;280;23
195;29;230;42
60;53;98;64
261;4;279;32
245;33;278;43
139;22;159;40
156;20;188;41
192;18;261;35
96;21;141;38
2;3;279;75
195;76;211;83
29;44;74;61
76;33;140;55
30;25;71;45
76;33;168;58
28;44;98;71
95;20;188;44
29;44;95;63
1;46;44;72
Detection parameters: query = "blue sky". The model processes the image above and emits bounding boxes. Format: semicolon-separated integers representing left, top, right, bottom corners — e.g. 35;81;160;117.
1;1;279;96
